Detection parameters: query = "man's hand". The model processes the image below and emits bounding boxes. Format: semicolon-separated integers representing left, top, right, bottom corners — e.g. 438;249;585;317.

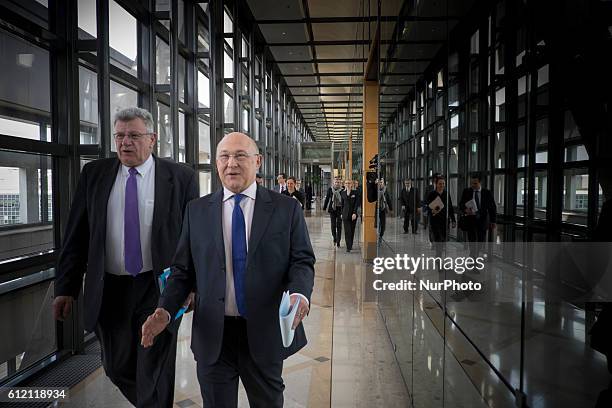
401;205;405;211
183;292;195;313
351;214;357;221
451;221;457;229
290;294;309;330
141;308;170;348
465;208;474;215
52;296;74;321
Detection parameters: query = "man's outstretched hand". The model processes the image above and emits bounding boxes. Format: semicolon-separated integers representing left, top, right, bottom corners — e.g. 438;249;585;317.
141;308;170;347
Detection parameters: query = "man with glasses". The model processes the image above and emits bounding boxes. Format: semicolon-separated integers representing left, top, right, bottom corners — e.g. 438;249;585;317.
141;132;315;407
53;107;198;407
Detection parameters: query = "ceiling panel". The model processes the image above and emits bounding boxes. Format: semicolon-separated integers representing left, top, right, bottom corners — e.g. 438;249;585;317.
318;62;362;73
308;0;363;17
269;45;313;61
319;75;359;85
294;95;321;103
259;23;309;44
291;87;320;95
312;22;367;41
316;45;368;60
284;76;318;86
277;62;315;75
247;0;304;20
394;43;441;60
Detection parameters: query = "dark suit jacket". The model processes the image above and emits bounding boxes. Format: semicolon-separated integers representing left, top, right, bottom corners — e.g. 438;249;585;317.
458;187;497;229
400;187;420;213
323;187;342;213
340;189;360;220
55;156;198;332
159;185;316;367
282;189;305;208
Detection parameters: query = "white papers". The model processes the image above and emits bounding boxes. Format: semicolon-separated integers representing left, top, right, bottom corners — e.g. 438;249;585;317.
428;196;444;212
279;291;298;347
465;198;478;213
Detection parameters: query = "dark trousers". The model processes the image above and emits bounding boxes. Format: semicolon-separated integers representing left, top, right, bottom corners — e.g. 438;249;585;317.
96;272;177;408
466;225;487;257
430;221;448;257
196;317;284;408
329;210;342;244
403;210;418;233
343;217;357;251
375;211;387;239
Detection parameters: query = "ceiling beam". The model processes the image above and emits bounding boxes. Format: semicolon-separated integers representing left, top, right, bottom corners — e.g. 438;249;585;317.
267;40;443;47
256;16;459;24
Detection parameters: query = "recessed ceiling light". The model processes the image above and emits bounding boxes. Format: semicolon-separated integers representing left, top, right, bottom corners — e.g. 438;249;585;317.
282;32;286;36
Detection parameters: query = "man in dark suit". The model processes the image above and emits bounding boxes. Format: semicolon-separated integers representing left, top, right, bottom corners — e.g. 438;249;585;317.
458;173;497;258
340;180;360;252
323;177;344;247
53;107;198;407
276;172;287;193
400;178;420;234
141;132;315;407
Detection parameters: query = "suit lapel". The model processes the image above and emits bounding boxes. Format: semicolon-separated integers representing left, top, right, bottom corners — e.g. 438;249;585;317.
95;159;120;271
247;185;273;264
209;189;226;263
152;157;173;237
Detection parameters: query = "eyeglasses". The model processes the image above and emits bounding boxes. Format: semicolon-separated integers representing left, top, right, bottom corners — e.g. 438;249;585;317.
216;152;259;163
113;132;153;142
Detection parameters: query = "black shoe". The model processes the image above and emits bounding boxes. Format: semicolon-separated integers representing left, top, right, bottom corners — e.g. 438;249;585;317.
403;230;408;234
346;249;351;253
336;242;340;248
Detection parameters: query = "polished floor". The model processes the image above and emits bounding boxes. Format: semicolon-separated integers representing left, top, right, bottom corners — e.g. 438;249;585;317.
60;208;611;407
62;209;410;407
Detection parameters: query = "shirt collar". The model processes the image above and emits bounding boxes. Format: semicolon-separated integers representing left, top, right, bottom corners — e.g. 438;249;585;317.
473;187;482;192
223;181;257;202
121;154;154;177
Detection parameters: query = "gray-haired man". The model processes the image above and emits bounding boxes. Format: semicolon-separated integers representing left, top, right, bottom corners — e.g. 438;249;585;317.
53;107;198;407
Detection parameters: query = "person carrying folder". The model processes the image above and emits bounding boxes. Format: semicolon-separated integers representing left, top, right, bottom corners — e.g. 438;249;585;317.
458;173;496;258
426;175;456;257
141;132;315;408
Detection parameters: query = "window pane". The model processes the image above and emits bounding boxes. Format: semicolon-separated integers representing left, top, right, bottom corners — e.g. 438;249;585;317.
178;55;186;103
156;103;173;158
178;112;185;163
494;174;505;214
198;71;210;108
517;173;526;216
223;9;233;34
0;30;50;113
534;171;547;219
78;0;96;38
199;171;211;197
110;81;138;152
0;151;53;261
156;37;170;85
224;49;234;89
562;169;588;225
564;145;588;162
79;66;99;144
198;120;211;164
0;117;49;142
109;0;138;77
224;93;234;123
494;131;505;168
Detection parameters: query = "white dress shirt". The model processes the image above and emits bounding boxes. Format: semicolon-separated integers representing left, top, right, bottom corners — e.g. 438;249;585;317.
105;154;155;275
222;181;308;316
472;187;482;212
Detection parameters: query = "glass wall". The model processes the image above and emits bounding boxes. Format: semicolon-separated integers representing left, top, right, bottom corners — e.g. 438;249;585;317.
376;0;611;407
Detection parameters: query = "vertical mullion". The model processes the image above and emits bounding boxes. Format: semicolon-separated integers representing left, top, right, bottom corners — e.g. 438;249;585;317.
170;0;179;160
186;0;198;168
97;0;111;158
210;0;224;191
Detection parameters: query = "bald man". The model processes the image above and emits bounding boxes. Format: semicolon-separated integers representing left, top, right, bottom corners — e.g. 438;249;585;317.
141;133;315;407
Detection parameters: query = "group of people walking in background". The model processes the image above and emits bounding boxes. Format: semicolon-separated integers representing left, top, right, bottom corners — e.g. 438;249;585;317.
323;177;362;252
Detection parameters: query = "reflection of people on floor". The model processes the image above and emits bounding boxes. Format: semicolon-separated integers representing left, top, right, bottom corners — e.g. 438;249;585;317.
400;178;420;234
458;172;496;258
375;179;392;241
426;176;455;257
341;180;359;252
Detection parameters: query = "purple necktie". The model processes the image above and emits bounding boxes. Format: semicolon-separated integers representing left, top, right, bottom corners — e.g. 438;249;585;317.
125;167;143;276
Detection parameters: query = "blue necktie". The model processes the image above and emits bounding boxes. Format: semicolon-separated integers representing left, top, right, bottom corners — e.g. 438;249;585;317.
232;194;247;317
125;167;143;276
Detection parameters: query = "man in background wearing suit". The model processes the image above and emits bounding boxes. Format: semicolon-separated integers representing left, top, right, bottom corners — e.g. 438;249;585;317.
141;132;315;407
276;172;287;193
459;172;497;258
400;178;420;234
323;177;344;247
340;179;360;252
53;107;198;407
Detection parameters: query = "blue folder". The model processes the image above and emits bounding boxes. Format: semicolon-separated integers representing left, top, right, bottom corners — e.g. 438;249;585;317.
159;267;189;320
